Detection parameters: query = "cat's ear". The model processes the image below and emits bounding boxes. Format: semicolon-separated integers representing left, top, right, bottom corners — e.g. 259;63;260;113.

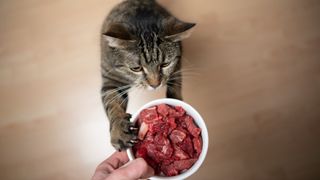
102;23;136;48
163;18;196;42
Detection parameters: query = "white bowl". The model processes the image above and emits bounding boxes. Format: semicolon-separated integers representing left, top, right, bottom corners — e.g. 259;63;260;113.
127;98;209;180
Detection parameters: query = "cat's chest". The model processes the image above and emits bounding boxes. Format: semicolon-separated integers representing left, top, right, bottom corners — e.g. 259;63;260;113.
126;86;166;113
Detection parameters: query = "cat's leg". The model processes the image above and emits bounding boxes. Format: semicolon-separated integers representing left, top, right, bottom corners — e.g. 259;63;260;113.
166;71;183;100
101;83;137;151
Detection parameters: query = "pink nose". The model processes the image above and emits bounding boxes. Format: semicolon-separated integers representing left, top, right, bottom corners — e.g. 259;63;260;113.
147;77;161;88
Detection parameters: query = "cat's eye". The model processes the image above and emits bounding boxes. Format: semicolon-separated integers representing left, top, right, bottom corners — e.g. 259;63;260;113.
130;66;142;72
161;62;171;68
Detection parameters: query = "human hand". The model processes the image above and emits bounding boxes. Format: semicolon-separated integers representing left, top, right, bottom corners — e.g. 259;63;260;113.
92;151;154;180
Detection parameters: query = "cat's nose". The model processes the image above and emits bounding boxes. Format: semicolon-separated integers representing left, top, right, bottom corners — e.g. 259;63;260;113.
147;77;161;89
150;83;160;89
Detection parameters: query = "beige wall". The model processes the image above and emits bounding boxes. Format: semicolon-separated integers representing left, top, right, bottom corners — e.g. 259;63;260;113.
0;0;319;179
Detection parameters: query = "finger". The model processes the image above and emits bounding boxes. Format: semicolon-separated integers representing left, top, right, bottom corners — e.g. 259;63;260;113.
106;158;154;180
92;151;129;180
106;151;129;168
93;151;129;178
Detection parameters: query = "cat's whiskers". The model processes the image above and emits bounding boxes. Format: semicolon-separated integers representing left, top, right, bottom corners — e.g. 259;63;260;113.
108;81;147;114
169;68;200;81
180;56;203;71
171;68;200;76
107;88;133;116
118;88;133;109
167;82;182;88
119;96;129;110
104;85;133;106
166;83;181;92
117;83;144;109
101;84;131;99
181;55;193;66
168;74;194;81
105;90;128;107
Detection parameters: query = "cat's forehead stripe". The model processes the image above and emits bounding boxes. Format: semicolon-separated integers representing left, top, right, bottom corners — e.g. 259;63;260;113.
140;31;161;64
140;34;150;63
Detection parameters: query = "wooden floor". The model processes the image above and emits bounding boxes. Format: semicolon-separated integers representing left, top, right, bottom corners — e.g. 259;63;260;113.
1;0;320;179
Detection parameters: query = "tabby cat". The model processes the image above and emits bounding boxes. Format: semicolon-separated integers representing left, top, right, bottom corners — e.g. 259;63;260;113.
101;0;195;150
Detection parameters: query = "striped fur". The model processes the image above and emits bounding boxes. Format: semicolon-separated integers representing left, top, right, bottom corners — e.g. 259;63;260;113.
101;0;195;150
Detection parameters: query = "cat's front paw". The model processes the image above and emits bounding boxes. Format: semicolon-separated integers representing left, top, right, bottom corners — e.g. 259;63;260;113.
110;113;138;151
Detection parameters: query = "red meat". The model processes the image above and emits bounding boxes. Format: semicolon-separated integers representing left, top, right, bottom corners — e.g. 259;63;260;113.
145;143;161;163
144;131;154;142
139;106;161;124
157;104;170;117
178;136;194;157
147;157;160;174
174;106;186;116
133;104;202;177
164;117;177;134
135;143;147;158
154;133;173;157
173;145;189;160
170;129;187;144
176;116;188;129
149;121;169;135
173;158;197;171
183;115;201;137
193;136;202;157
161;163;179;176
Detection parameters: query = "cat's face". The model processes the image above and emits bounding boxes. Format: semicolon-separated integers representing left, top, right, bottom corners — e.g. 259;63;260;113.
103;19;195;89
113;37;181;89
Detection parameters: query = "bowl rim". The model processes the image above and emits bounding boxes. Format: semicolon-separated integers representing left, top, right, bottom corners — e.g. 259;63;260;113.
126;98;209;180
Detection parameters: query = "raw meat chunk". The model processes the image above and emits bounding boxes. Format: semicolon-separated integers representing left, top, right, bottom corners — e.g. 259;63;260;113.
139;106;161;124
183;115;201;137
174;106;186;116
178;136;194;157
173;145;189;160
173;158;197;171
193;136;202;157
161;163;179;176
157;104;170;117
170;129;187;144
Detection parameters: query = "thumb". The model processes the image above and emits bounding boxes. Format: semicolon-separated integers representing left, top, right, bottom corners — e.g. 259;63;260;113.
106;158;154;180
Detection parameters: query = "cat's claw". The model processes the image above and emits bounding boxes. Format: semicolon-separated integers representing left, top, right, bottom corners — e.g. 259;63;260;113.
127;139;139;147
129;139;139;144
129;126;138;131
